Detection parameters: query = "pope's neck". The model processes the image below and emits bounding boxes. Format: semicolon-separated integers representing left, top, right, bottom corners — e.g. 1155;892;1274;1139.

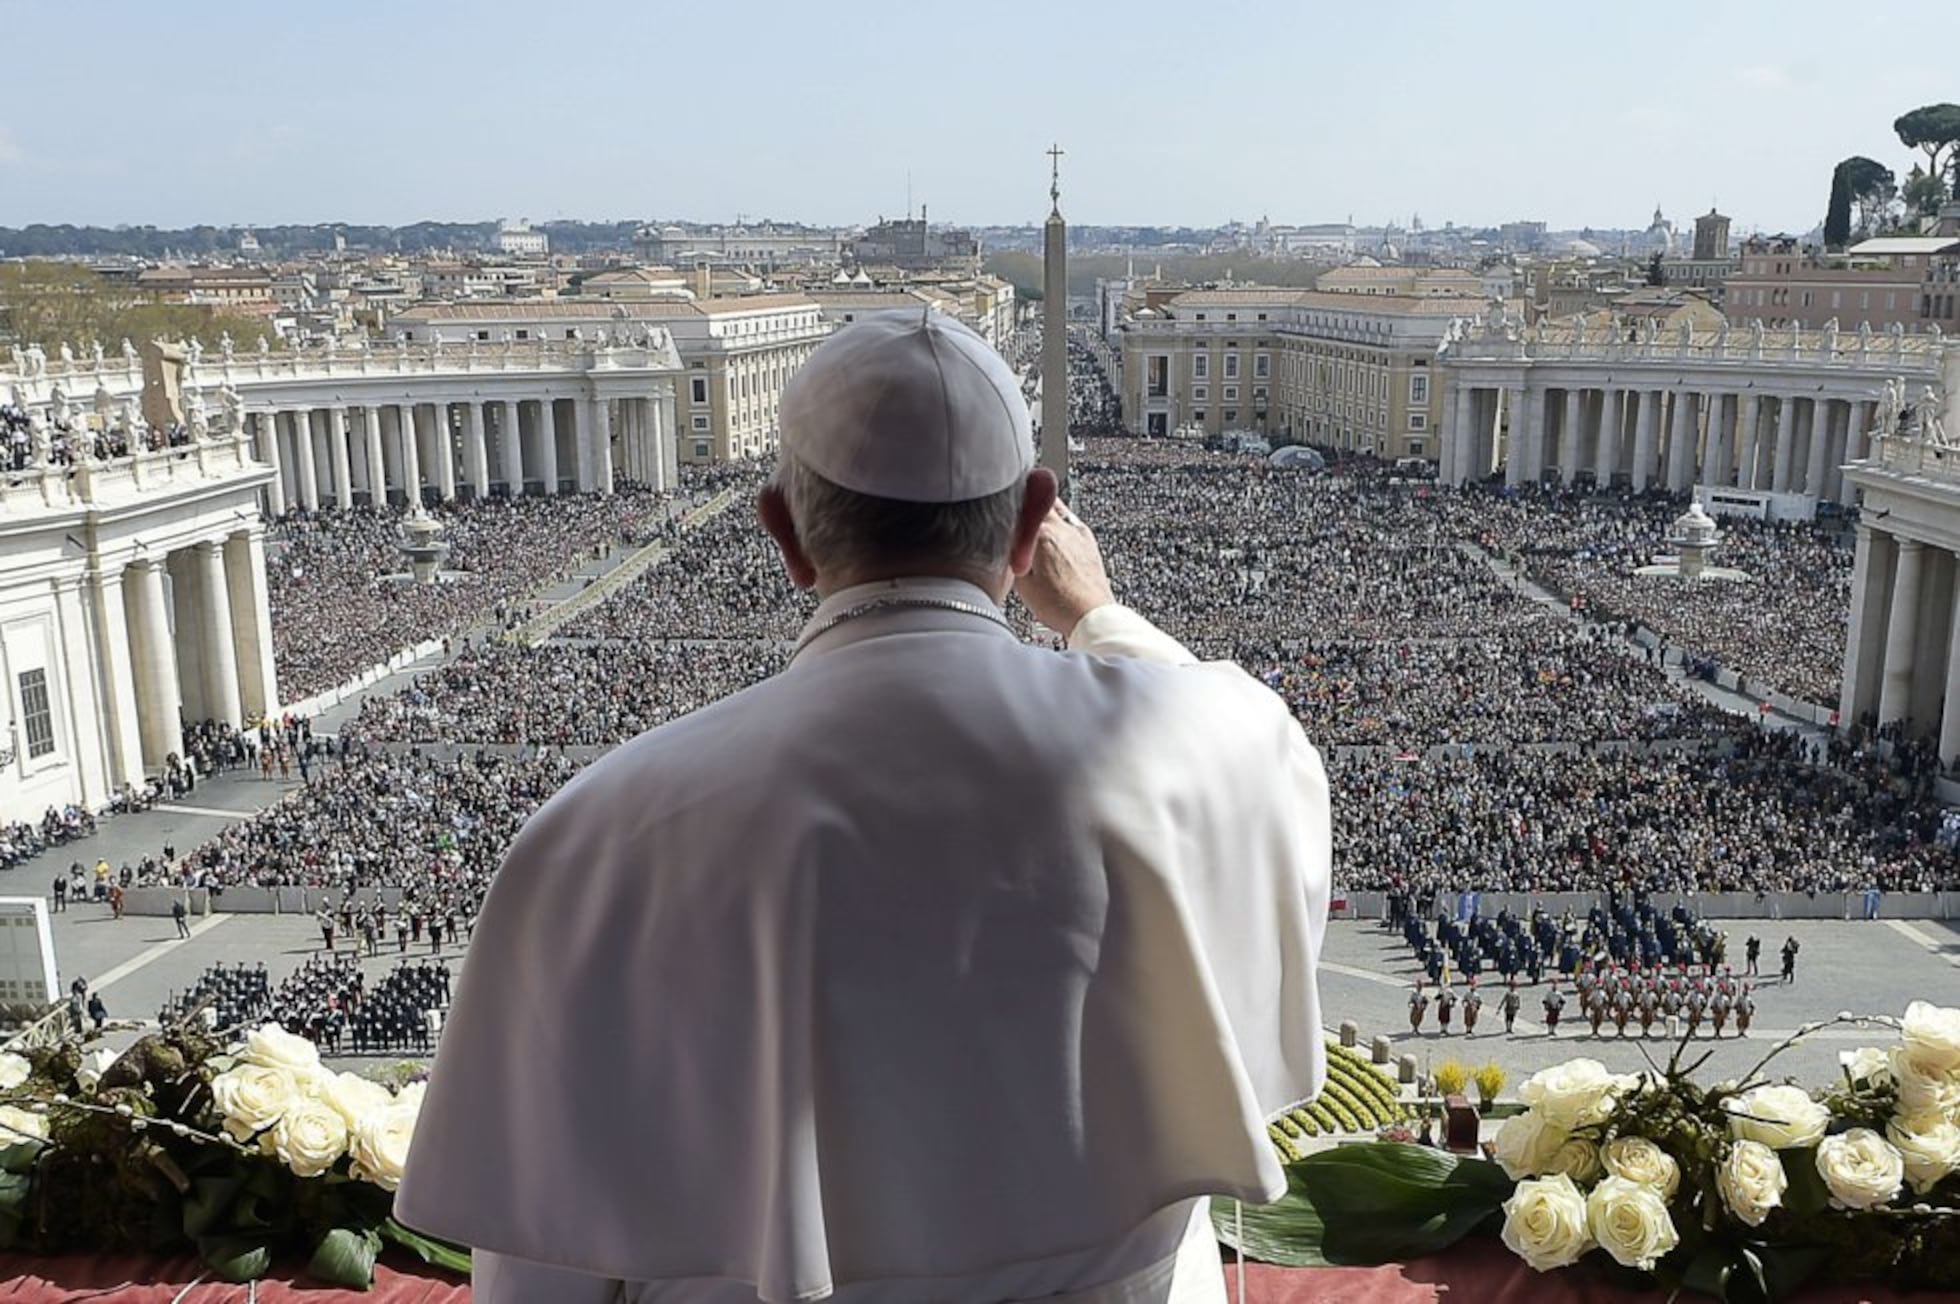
813;563;1009;607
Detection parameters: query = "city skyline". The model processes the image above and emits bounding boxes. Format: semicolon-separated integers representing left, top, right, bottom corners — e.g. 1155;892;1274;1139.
0;1;1956;235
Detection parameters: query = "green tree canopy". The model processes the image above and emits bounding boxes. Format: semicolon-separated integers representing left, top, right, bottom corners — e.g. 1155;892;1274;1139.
0;262;281;351
1894;104;1960;188
1824;164;1853;250
1903;165;1948;219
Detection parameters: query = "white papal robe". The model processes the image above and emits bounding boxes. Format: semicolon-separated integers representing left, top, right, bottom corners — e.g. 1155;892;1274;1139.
396;577;1331;1303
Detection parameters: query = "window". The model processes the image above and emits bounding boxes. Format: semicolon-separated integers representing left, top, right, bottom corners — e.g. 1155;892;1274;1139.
566;329;579;340
1192;354;1209;379
691;377;708;404
692;415;711;432
516;330;530;340
1192;386;1208;401
1223;386;1239;401
1253;387;1268;402
1224;353;1240;379
1192;410;1206;424
694;441;710;459
1409;374;1430;405
1254;353;1271;379
1409;413;1428;430
1224;409;1238;423
18;669;53;759
476;330;490;341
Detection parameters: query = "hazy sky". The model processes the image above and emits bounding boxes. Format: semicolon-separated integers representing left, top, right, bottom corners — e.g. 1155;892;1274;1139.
2;0;1955;234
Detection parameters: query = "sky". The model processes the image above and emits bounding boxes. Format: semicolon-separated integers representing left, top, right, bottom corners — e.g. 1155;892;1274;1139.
1;0;1956;235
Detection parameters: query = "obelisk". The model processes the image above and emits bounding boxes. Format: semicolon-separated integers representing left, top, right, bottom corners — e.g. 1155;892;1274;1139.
1041;143;1070;494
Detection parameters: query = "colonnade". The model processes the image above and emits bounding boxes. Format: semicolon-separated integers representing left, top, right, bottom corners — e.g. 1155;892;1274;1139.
1442;381;1875;507
91;529;279;781
1841;521;1960;762
252;394;669;515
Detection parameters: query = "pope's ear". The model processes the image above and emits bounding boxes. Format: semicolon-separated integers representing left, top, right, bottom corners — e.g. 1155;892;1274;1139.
1007;468;1059;576
758;487;818;590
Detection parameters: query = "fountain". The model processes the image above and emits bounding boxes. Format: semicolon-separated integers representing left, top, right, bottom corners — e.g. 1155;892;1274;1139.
398;509;450;584
1634;495;1749;582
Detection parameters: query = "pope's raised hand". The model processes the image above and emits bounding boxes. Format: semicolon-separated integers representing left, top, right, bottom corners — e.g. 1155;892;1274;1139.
1015;499;1116;640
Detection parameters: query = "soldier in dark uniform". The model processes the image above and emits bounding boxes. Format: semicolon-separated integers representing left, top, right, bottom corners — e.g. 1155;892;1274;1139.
1780;936;1799;983
1745;934;1762;976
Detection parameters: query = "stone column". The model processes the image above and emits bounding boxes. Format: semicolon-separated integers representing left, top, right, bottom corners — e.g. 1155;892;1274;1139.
293;410;321;511
500;400;524;494
1839;401;1869;508
1736;394;1761;491
539;399;562;495
400;403;424;507
1666;391;1696;492
1557;388;1582;486
431;402;458;500
1941;574;1960;770
126;557;183;767
1879;538;1924;725
589;397;615;495
259;411;287;516
328;408;354;509
1841;524;1890;729
193;541;243;727
1801;398;1829;498
652;386;677;491
225;530;279;720
1631;389;1658;492
363;406;386;504
463;402;489;500
1504;385;1527;487
1770;396;1797;494
90;567;146;785
1446;382;1473;485
569;399;595;492
1594;388;1622;485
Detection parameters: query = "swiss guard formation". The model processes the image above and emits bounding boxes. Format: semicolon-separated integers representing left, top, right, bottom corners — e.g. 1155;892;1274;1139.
1397;887;1764;1039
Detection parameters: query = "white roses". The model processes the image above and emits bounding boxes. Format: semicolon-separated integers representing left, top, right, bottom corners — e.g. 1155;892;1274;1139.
1900;1002;1960;1077
0;1052;30;1091
0;1104;47;1144
1494;1110;1569;1180
1815;1129;1905;1210
1500;1174;1593;1271
266;1097;348;1178
206;1024;426;1186
1519;1060;1635;1131
1586;1175;1680;1271
211;1063;301;1144
1602;1136;1680;1201
1717;1139;1788;1226
1886;1116;1960;1194
349;1103;420;1191
1725;1084;1831;1149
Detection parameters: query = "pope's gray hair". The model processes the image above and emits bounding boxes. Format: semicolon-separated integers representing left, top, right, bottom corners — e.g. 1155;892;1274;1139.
773;454;1026;577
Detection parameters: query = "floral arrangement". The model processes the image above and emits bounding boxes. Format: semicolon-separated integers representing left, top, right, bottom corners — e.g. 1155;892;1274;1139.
1218;1002;1960;1302
0;1020;466;1288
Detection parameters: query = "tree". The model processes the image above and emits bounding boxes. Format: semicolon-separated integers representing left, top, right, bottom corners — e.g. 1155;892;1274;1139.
1904;165;1948;219
1894;104;1960;192
1836;156;1896;235
1645;251;1666;286
1824;164;1853;250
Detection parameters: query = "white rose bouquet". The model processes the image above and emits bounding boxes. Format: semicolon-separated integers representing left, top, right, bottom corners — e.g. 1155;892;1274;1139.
0;1020;466;1291
1216;1004;1960;1301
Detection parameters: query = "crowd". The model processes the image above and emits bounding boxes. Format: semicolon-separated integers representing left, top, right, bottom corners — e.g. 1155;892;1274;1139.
1443;489;1853;708
2;400;197;472
159;956;453;1056
266;490;671;699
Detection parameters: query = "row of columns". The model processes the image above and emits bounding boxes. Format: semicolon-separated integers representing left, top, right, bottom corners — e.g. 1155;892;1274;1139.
1443;381;1874;507
253;395;670;516
1841;524;1960;765
91;530;279;783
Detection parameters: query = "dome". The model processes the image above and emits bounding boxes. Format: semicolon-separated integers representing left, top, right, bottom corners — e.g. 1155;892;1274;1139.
1351;254;1382;268
1562;238;1602;258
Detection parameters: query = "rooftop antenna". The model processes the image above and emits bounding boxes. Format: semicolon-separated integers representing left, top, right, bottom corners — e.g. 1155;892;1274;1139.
907;171;913;222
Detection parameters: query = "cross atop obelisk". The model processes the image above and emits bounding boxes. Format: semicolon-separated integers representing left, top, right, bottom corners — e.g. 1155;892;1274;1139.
1041;143;1070;493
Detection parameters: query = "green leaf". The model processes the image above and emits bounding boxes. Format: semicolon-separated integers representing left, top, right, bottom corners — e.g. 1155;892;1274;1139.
381;1217;474;1276
183;1173;246;1237
0;1140;44;1175
1747;1243;1829;1302
1212;1144;1512;1267
1778;1148;1831;1218
0;1170;30;1252
198;1234;273;1282
309;1226;382;1290
1680;1243;1737;1301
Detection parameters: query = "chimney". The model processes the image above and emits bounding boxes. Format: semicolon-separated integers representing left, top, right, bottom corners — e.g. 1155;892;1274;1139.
693;260;712;300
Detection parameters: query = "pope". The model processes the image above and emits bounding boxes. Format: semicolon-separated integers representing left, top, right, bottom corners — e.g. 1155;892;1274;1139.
397;314;1333;1303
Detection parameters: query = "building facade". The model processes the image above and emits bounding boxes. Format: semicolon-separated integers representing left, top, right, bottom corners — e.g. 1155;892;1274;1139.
1435;314;1948;511
1839;348;1960;751
1119;287;1476;458
0;415;277;822
1723;235;1960;332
